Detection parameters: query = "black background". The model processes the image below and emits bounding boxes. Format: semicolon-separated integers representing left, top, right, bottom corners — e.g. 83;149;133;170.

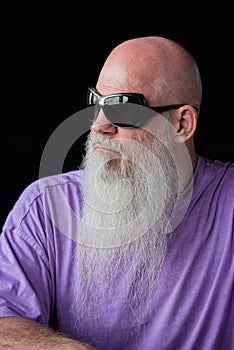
1;4;234;229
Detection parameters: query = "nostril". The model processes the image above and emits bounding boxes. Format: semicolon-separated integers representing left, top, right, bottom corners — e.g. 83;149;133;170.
92;121;118;135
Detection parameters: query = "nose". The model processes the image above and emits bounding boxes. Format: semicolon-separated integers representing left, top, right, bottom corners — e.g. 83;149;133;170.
91;108;118;135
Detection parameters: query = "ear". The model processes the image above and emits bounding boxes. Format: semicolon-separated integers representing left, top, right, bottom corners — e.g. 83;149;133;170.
174;106;198;143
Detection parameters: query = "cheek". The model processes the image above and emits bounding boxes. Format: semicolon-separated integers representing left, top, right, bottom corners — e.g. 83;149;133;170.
118;128;150;142
117;129;154;160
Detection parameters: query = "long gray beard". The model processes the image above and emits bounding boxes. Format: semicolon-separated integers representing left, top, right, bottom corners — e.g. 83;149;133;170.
78;131;178;247
71;125;189;334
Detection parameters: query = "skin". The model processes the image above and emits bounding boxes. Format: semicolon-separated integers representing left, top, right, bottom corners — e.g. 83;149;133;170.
0;317;97;349
0;36;202;349
92;36;202;172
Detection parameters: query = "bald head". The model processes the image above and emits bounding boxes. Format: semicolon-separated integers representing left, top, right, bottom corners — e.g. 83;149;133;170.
96;36;202;109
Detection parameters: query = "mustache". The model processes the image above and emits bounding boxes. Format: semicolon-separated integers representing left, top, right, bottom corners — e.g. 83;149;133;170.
88;132;124;155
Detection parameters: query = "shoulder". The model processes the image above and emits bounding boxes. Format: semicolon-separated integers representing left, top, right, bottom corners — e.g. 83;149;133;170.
198;155;234;179
18;169;84;205
195;155;234;195
2;170;84;232
38;169;84;193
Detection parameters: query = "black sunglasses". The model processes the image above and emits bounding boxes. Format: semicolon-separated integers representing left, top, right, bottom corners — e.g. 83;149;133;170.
86;87;199;128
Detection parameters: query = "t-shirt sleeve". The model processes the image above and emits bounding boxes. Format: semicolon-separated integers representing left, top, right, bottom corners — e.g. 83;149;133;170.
0;228;52;325
0;180;53;325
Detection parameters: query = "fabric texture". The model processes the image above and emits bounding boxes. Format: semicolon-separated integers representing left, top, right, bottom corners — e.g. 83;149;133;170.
0;155;234;350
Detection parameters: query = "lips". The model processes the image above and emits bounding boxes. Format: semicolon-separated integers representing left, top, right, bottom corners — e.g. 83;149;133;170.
94;144;120;155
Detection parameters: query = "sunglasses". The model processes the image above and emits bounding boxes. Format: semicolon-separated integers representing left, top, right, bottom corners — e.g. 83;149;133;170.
86;86;199;128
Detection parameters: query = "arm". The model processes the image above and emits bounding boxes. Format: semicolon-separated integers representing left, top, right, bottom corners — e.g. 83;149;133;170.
0;316;97;349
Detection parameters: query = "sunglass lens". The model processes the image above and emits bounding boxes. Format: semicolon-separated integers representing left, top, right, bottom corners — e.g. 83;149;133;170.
104;104;157;128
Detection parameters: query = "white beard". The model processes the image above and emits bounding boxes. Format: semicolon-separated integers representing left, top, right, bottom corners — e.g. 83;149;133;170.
71;119;192;334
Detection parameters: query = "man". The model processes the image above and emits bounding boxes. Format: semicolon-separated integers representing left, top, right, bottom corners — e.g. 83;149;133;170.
0;36;233;350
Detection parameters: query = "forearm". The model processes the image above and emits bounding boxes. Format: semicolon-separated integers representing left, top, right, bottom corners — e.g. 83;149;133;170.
0;316;97;350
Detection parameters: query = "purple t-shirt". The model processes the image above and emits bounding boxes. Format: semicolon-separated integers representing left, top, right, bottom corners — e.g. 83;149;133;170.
0;155;234;349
